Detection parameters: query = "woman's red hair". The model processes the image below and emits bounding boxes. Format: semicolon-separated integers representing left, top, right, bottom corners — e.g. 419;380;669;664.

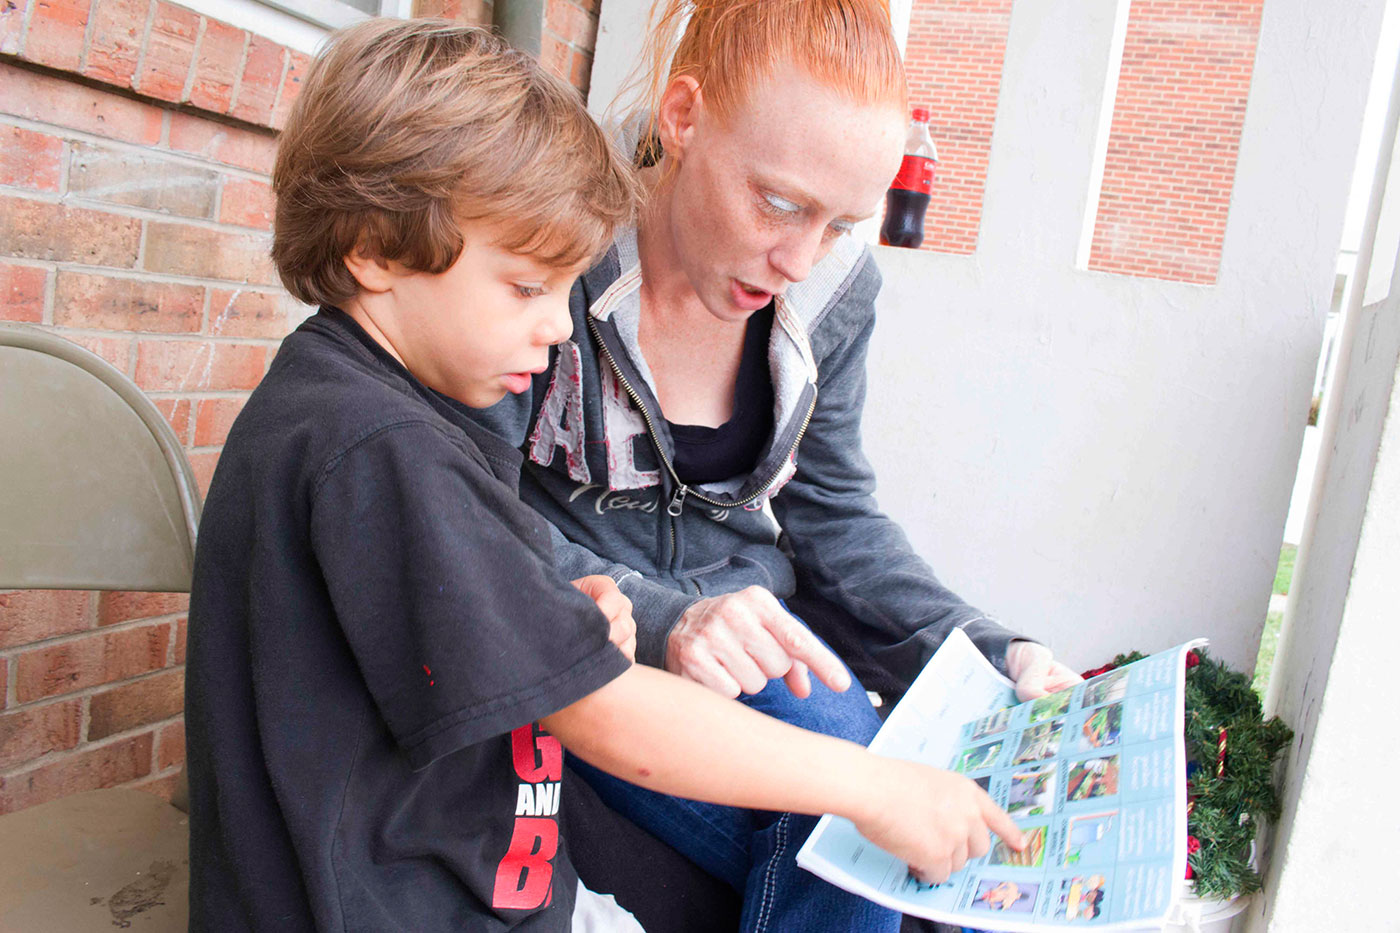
631;0;908;136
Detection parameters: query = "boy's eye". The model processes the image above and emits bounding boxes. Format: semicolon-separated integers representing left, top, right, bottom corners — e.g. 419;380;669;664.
825;220;854;239
514;283;547;299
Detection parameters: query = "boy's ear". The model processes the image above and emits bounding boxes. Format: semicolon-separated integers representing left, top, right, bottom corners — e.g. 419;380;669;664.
657;75;702;161
343;242;397;294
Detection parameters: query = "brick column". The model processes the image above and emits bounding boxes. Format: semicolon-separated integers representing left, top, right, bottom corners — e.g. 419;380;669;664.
1086;0;1266;284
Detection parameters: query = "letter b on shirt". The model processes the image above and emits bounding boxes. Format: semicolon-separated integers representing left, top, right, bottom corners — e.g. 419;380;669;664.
492;817;558;910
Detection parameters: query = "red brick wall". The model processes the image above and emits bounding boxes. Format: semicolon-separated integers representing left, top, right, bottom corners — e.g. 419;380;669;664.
1086;0;1265;284
543;0;599;98
0;0;602;814
413;0;599;97
415;0;493;26
900;0;1013;255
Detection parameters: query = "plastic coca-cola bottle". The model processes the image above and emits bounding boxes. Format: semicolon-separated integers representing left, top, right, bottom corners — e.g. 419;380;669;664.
879;106;939;249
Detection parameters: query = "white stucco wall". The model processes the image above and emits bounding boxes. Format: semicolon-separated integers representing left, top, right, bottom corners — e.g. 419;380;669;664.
588;0;646;120
1250;329;1400;930
858;0;1387;674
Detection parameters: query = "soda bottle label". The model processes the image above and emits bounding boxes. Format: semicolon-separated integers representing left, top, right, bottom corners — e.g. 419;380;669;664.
890;154;935;194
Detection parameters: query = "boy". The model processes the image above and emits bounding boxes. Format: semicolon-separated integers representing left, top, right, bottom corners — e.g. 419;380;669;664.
185;19;1021;931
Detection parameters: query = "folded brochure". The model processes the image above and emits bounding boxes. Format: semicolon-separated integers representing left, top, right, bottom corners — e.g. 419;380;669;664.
796;629;1203;931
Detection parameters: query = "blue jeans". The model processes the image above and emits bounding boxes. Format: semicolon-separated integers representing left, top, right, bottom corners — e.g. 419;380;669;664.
570;624;900;933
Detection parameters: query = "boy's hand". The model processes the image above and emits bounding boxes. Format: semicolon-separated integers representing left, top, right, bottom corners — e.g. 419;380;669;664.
665;586;850;699
856;760;1023;885
1006;640;1082;701
572;575;636;661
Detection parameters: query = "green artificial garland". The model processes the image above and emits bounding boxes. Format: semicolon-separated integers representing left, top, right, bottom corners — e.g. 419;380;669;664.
1087;648;1292;900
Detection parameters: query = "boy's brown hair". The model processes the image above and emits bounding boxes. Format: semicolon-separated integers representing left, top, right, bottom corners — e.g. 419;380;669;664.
273;19;638;307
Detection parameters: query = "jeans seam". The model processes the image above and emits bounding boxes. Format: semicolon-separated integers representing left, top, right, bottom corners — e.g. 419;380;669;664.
755;812;789;933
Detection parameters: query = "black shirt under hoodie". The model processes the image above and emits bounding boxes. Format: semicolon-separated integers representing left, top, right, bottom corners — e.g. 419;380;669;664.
666;304;775;485
185;307;630;931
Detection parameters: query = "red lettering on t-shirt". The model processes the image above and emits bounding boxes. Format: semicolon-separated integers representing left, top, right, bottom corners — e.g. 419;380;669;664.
510;723;562;782
491;817;558;910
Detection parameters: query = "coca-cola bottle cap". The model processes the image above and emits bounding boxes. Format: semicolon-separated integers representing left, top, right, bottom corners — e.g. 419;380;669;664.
911;106;931;122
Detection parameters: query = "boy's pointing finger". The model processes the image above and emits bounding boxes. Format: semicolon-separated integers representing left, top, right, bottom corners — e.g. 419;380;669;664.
981;796;1025;851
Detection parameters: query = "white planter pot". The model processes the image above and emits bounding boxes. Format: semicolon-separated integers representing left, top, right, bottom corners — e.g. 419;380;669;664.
1160;883;1248;933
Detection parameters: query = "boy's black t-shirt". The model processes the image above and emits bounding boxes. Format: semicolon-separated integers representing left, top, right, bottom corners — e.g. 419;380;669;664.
185;307;630;932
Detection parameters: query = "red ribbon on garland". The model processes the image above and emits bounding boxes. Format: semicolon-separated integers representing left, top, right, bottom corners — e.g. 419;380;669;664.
1216;728;1227;778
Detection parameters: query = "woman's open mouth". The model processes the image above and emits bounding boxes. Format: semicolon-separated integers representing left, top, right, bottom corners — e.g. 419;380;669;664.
730;279;773;311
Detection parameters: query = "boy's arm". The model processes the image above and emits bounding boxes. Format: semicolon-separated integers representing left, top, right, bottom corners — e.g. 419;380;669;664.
542;663;1023;883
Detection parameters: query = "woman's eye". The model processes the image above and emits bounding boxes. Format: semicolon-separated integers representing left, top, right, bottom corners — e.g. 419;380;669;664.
763;193;801;214
514;284;546;299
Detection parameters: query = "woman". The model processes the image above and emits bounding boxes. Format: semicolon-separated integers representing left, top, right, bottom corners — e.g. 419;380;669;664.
478;1;1080;928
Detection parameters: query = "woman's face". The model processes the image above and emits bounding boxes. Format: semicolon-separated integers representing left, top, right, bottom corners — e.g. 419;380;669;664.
660;64;905;323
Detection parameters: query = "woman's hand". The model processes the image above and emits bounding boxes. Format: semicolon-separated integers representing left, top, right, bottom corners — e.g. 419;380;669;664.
1006;640;1082;701
572;575;636;661
665;586;850;698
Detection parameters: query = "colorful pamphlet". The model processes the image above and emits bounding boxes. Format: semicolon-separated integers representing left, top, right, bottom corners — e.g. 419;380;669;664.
796;629;1201;930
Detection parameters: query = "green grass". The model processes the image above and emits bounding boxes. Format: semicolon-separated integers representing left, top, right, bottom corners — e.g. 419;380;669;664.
1253;609;1282;696
1272;543;1297;596
1253;543;1297;697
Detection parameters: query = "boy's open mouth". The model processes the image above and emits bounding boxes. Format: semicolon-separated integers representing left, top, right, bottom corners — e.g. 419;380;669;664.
502;367;544;394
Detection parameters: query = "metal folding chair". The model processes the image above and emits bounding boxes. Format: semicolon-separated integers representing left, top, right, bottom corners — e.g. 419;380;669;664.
0;322;200;932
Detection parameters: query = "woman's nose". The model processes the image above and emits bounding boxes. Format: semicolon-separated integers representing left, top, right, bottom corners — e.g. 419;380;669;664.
768;226;827;285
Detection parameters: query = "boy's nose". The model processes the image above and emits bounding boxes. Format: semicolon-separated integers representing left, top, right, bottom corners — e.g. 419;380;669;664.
538;298;573;346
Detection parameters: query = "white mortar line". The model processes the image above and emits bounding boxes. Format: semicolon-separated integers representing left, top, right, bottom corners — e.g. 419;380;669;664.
0;611;188;661
16;0;36;54
0;114;274;184
0;186;276;242
77;0;100;74
183;17;208;103
4;656;15;710
38;261;288;294
0;708;186;781
269;46;290;122
228;29;251;113
132;0;158;95
41;259;56;326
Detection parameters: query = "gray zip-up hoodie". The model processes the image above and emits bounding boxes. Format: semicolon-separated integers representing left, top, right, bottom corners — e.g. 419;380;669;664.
478;228;1021;687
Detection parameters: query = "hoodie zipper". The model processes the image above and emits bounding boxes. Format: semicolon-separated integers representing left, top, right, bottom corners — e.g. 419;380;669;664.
586;314;818;519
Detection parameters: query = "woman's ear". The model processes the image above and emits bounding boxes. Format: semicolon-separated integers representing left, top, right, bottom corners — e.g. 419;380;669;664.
343;240;397;294
657;74;703;161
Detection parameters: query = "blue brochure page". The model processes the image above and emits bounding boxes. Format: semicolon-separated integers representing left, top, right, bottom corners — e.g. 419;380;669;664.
796;629;1200;932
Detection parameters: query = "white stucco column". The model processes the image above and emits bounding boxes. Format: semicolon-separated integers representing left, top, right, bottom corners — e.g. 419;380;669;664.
1245;25;1400;930
1247;344;1400;931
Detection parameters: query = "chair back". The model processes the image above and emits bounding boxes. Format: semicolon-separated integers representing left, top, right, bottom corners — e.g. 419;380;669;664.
0;323;200;591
